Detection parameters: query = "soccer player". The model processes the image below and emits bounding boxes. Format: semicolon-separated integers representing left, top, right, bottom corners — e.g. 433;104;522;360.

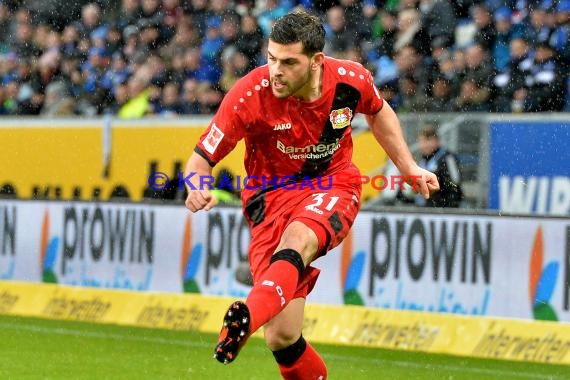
184;10;439;379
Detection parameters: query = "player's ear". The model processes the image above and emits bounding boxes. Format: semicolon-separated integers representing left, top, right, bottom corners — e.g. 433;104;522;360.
311;52;325;70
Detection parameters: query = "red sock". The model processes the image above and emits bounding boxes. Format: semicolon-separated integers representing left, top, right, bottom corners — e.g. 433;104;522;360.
246;254;302;333
278;341;327;380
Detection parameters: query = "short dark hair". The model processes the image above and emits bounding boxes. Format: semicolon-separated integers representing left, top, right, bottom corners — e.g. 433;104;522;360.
269;10;325;56
419;124;439;139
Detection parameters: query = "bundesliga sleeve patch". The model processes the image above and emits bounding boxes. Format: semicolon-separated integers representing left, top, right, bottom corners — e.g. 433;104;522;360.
203;123;225;154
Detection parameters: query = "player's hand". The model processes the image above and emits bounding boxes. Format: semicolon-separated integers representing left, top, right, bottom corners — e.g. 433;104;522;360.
185;189;217;212
405;166;440;199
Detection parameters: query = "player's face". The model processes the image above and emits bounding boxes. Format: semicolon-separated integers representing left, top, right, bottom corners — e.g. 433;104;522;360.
418;136;439;156
267;40;314;99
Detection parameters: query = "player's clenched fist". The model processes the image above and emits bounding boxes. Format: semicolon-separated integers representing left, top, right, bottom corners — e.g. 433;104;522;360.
185;189;216;212
406;167;440;199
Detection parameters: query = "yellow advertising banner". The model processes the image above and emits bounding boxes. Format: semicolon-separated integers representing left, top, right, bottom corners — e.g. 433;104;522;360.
2;281;570;365
1;118;244;201
0;119;386;202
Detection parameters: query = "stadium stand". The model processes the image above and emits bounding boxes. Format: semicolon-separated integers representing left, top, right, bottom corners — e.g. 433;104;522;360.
0;0;567;117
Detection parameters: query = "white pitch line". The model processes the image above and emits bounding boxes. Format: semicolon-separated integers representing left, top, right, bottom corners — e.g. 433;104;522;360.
0;321;565;380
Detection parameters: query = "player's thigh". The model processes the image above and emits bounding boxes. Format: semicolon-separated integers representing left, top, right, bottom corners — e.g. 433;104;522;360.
263;297;305;351
289;187;360;254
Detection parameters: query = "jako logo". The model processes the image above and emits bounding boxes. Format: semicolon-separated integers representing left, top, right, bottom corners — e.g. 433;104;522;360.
40;209;60;284
529;226;560;321
181;215;203;293
273;123;291;131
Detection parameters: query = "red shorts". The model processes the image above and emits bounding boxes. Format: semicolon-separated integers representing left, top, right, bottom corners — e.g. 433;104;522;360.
242;171;362;299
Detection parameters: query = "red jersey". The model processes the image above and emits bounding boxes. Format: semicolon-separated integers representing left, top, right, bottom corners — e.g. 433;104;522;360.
195;56;383;190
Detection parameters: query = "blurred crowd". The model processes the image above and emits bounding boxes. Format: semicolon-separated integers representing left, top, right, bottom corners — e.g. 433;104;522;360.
0;0;567;118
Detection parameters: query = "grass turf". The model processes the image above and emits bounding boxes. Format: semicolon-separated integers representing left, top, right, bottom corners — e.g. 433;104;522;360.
0;315;567;380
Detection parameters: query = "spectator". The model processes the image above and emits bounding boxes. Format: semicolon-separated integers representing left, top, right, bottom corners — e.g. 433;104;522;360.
187;0;212;38
398;74;429;112
462;42;494;106
3;79;20;114
527;5;553;45
209;0;241;23
118;65;152;118
121;24;139;61
104;81;129;115
415;124;463;207
147;77;163;115
159;81;184;116
160;16;201;60
181;78;202;114
235;14;264;71
200;17;224;79
139;0;164;29
61;24;81;58
20;50;63;115
426;75;455;111
40;80;75;117
324;6;357;57
59;53;83;99
493;6;517;71
81;46;112;113
455;78;491;111
105;24;124;56
370;9;398;60
101;51;130;92
434;47;464;94
378;80;403;110
163;0;185;30
471;3;497;51
219;49;250;93
393;45;430;98
420;0;456;49
549;0;570;65
73;3;104;40
137;19;162;53
114;0;143;30
393;8;428;56
255;0;289;37
0;87;8;115
196;83;222;114
525;41;566;111
11;22;42;58
24;0;87;31
0;3;11;50
0;0;564;118
491;36;533;112
341;0;373;41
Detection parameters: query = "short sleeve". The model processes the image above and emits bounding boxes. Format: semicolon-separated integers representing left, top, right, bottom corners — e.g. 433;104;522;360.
194;83;249;166
354;64;384;115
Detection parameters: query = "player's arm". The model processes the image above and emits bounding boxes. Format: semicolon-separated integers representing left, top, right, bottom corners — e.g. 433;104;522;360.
184;152;216;212
365;101;439;199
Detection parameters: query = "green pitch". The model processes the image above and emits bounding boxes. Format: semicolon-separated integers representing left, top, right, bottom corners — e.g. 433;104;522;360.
0;315;567;380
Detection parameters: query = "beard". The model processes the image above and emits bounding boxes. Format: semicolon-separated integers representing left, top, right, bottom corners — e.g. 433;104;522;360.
271;67;312;99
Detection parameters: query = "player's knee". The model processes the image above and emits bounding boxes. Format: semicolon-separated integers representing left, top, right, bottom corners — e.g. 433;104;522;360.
266;328;304;354
277;221;320;263
270;248;305;281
